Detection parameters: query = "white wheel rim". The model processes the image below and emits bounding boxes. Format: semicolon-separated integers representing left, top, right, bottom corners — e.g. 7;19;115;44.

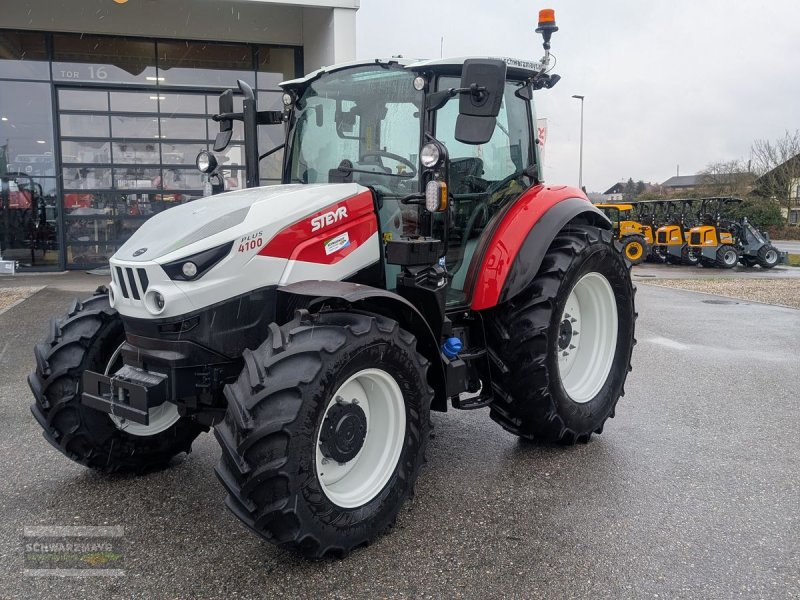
557;272;619;404
724;250;737;265
315;368;406;509
765;249;778;263
104;343;181;437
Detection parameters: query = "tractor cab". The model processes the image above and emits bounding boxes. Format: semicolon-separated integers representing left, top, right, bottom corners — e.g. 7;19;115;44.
283;58;540;303
198;56;546;307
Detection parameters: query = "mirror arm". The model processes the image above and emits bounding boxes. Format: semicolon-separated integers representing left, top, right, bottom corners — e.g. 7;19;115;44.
399;193;425;205
258;143;285;161
213;112;244;122
257;111;285;125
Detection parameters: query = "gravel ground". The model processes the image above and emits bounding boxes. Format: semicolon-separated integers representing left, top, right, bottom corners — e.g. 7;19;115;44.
0;287;43;314
641;278;800;309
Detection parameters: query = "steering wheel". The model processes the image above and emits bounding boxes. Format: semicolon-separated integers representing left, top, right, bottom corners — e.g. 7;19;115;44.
360;151;417;178
484;170;527;196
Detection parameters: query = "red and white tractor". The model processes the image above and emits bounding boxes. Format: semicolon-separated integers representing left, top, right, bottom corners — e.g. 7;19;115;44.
30;10;636;558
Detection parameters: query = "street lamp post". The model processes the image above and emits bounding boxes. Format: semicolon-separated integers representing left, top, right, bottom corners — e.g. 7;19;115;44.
572;94;584;190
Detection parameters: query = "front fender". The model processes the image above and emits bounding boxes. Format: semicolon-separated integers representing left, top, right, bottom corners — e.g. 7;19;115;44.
467;186;611;310
277;280;447;411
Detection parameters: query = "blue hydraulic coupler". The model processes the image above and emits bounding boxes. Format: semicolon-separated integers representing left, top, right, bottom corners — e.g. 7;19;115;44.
442;337;463;359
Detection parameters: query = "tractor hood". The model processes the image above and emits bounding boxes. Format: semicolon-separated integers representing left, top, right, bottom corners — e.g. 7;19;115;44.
115;183;364;262
107;182;379;321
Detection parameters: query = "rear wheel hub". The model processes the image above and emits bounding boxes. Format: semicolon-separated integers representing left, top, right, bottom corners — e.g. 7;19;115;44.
319;400;368;463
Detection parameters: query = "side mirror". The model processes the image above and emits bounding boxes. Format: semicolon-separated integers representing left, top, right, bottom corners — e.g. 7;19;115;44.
455;59;506;145
214;89;234;151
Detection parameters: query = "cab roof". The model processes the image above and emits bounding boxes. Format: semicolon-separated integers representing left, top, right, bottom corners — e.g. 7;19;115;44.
280;56;543;88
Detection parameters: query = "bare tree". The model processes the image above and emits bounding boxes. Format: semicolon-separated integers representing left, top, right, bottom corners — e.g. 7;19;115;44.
698;159;754;197
750;130;800;224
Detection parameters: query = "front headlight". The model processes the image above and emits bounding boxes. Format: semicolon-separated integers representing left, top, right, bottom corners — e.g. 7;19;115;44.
161;241;233;281
420;143;442;168
196;150;218;174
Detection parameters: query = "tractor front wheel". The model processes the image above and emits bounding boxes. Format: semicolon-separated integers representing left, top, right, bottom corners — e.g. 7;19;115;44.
28;291;205;473
621;235;647;265
214;311;432;558
486;225;636;444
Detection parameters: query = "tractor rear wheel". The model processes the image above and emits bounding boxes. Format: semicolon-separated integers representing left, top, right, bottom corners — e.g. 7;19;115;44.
214;311;432;558
716;244;738;269
486;225;636;444
28;290;205;473
757;245;780;269
621;235;647;265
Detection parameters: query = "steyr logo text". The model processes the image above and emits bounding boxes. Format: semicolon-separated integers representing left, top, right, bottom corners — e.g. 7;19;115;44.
311;207;347;232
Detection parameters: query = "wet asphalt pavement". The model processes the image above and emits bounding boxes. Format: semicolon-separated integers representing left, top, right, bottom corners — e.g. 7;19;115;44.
0;275;798;599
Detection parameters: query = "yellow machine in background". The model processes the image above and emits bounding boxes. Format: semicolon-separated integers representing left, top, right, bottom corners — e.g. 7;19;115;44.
652;199;699;265
687;197;740;268
595;203;651;265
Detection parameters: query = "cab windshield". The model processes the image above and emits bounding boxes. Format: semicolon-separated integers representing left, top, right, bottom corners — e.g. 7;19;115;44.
287;66;422;197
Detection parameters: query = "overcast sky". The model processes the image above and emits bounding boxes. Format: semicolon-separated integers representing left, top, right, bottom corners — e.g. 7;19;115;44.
355;0;800;192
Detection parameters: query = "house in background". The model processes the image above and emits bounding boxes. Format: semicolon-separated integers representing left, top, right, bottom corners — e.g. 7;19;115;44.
602;182;625;202
661;175;701;193
662;172;755;196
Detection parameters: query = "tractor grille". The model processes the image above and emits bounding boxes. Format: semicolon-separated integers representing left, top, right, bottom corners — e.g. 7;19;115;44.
657;231;667;244
689;232;701;245
112;266;150;301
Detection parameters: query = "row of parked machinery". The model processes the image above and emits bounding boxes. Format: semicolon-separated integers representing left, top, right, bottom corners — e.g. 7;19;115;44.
596;197;785;269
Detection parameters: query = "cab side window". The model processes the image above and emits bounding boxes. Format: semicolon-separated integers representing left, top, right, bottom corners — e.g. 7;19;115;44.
435;78;534;303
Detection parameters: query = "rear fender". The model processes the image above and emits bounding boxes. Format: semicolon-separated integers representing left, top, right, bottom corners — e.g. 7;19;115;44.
277;280;447;412
467;186;611;310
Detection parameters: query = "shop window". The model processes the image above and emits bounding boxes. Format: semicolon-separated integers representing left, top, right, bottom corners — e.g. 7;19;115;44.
112;142;159;165
110;92;160;113
0;31;49;80
159;117;207;140
111;115;159;140
62;140;111;164
0;81;56;177
62;167;112;190
60;114;110;138
114;167;161;190
159;93;207;116
59;90;109;112
0;174;60;268
161;142;208;166
53;34;157;84
157;41;253;88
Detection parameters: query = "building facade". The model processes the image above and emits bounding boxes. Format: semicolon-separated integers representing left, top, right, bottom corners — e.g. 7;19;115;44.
0;0;358;271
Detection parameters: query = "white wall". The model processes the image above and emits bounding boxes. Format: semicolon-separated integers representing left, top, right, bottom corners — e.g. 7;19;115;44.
1;0;357;66
302;6;356;70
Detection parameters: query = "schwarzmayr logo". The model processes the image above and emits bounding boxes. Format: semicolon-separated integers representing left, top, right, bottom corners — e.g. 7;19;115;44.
23;526;125;577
